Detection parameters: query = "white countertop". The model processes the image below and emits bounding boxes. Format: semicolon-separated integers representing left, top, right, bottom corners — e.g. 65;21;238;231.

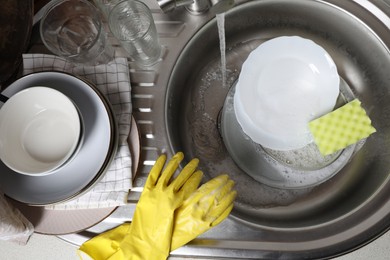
1;229;389;260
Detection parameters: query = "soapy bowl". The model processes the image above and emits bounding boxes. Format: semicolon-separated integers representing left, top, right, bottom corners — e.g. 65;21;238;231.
234;36;340;151
0;86;81;176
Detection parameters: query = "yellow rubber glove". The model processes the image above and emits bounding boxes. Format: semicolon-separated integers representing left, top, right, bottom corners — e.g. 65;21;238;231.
78;224;130;260
171;174;236;251
78;175;236;259
107;152;201;260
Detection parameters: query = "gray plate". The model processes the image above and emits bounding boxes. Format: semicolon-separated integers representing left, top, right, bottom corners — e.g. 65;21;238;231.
0;71;117;205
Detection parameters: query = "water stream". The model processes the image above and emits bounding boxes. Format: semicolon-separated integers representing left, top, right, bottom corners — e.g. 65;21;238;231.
216;13;227;88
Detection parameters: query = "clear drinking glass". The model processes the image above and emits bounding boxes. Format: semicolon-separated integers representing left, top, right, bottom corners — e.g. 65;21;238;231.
40;0;114;65
92;0;123;18
108;0;162;67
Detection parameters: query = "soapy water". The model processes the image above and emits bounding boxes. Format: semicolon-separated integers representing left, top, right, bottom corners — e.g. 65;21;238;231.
263;143;341;171
202;158;313;208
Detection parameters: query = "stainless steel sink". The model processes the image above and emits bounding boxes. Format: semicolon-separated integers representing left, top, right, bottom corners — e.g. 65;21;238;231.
60;0;390;258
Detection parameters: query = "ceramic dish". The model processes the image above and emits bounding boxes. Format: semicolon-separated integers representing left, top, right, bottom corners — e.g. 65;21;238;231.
234;36;340;151
0;71;118;205
7;116;140;235
0;86;81;175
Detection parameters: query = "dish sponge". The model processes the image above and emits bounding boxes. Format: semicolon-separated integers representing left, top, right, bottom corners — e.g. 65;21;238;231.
309;99;376;156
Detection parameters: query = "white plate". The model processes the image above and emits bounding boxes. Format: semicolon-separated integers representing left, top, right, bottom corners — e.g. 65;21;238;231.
0;71;117;205
234;36;340;150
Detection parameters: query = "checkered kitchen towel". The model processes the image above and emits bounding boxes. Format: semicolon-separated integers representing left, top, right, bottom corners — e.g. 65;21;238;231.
23;54;132;210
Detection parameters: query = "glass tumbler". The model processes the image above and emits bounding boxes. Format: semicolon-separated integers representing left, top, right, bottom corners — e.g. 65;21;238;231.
108;0;162;67
92;0;123;18
40;0;114;65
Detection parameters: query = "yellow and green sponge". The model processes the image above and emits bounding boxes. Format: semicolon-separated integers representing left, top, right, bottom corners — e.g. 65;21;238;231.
309;99;376;156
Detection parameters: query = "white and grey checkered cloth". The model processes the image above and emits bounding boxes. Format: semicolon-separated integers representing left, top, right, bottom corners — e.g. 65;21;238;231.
22;54;133;210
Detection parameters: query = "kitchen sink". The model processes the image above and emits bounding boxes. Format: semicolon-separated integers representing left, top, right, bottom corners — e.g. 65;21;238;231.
59;0;390;259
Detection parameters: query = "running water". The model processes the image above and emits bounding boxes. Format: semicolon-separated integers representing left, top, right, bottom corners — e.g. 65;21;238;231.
216;13;227;88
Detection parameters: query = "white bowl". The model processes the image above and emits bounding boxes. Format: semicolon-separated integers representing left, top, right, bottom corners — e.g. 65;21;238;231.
0;87;81;175
234;36;340;150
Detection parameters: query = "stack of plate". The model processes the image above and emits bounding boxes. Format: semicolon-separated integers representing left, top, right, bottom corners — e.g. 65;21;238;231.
0;71;118;205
